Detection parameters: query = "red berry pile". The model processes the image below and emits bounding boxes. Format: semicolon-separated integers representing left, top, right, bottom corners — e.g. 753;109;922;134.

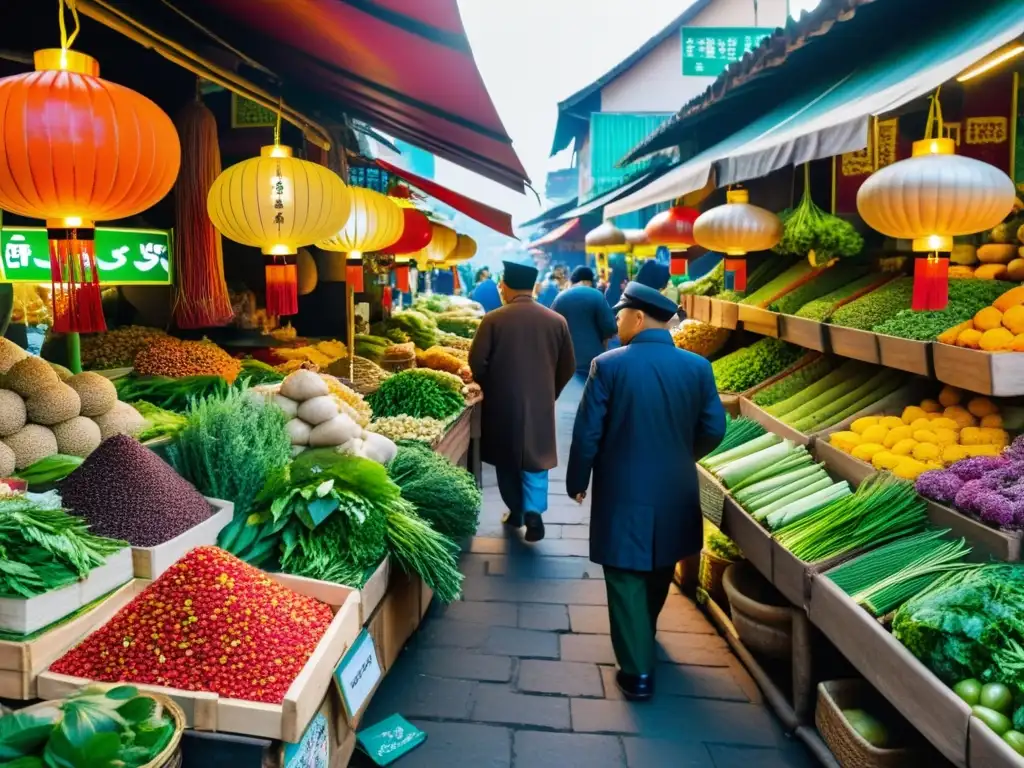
51;546;334;704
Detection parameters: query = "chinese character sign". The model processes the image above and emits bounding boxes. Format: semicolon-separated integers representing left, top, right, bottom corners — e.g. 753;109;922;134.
681;27;773;77
0;228;173;284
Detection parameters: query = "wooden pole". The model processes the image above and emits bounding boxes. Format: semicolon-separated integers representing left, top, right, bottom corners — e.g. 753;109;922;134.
346;282;355;383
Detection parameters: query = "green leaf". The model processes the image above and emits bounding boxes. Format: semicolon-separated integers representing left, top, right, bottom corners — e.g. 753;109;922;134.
41;729;77;768
0;713;56;760
115;697;155;725
305;497;340;529
59;700;123;748
104;686;138;701
81;732;121;765
2;756;46;768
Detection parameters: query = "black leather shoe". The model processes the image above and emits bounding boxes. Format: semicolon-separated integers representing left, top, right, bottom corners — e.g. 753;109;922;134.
524;513;545;542
615;671;654;701
502;510;523;527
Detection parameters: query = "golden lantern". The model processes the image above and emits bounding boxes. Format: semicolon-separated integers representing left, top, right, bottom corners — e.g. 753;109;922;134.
414;223;458;268
585;221;628;284
318;186;404;292
449;234;478;263
858;135;1015;310
693;189;782;291
208;142;350;315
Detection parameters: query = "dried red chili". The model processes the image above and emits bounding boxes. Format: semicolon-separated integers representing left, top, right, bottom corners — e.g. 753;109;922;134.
51;546;334;704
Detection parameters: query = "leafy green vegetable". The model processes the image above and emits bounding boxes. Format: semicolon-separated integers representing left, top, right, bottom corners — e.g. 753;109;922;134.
710;338;804;394
387;441;481;539
386;500;463;603
13;455;83;487
679;260;724;296
769;259;873;315
702;416;767;459
794;274;897;322
368;370;465;420
739;261;817;308
436;317;480;338
871;279;1017;340
131;401;188;442
774;166;863;265
114;374;230;413
830;278;915;330
751;356;835;408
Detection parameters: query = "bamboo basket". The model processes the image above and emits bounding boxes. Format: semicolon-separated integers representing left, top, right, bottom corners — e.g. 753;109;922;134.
698;548;731;606
815;679;926;768
380;354;416;372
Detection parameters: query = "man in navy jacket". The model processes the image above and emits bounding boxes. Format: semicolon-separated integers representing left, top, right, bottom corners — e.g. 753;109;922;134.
551;266;617;379
566;281;726;701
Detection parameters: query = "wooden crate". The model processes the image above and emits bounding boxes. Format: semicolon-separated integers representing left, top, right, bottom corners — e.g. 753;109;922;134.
692;295;712;323
39;574;362;744
681;294;695;318
969;715;1024;768
738;397;814;446
926;499;1021;562
771;544;857;611
780;315;828;352
720;498;773;582
359;557;390;626
131;498;234;580
827;325;880;363
0;579;141;700
435;408;472;466
710;298;739;329
0;548;134;635
808;576;969;767
738;305;780;337
933;343;1024;397
877;334;932;376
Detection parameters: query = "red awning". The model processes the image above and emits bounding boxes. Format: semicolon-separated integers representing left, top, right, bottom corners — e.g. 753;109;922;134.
377;158;515;238
189;0;529;192
526;218;581;249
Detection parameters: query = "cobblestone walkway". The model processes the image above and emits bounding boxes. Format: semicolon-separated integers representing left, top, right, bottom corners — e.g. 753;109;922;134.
361;380;814;767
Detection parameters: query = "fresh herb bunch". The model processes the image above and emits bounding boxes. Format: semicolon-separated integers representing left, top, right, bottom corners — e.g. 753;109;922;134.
384;311;439;350
169;387;292;534
115;374;230;413
0;685;178;767
355;334;391;363
706;530;742;561
386;500;463;603
750;356;835;408
710;338;804;394
702;417;766;460
871;279;1017;340
679;260;724;296
769;259;873;315
436;317;480;339
739;261;817;308
132;401;188;442
388;441;481;540
774;167;863;265
0;494;126;598
794;274;896;322
830;278;915;330
368;370;465;420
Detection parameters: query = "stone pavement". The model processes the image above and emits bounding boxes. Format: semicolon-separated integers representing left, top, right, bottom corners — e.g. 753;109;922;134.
359;379;814;767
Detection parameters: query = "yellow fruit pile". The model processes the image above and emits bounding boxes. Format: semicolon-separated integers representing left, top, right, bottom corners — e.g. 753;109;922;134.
828;385;1009;480
938;285;1024;351
273;340;347;371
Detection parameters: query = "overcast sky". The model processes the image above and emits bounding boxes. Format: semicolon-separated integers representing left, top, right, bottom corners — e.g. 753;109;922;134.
432;0;820;228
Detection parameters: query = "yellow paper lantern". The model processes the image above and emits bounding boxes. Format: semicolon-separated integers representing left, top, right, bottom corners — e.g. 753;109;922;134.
623;229;659;258
585;221;628;254
449;234;478;263
318;186;404;254
856;137;1015;252
415;223;458;267
692;189;782;256
208;144;350;256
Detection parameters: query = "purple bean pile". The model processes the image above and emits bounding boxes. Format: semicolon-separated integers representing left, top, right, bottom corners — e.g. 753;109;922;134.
59;435;213;546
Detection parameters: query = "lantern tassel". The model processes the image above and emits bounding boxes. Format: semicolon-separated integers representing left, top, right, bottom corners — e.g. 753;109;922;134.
451;266;461;293
265;263;298;316
724;258;747;292
670;254;689;277
912;254;949;312
394;264;411;293
382;285;393;311
49;229;105;334
346;256;365;293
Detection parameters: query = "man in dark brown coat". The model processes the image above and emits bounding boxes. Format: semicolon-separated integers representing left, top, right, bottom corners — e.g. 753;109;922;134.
469;261;576;542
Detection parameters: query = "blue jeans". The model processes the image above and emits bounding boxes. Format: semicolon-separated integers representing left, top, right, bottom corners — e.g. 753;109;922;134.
495;466;549;515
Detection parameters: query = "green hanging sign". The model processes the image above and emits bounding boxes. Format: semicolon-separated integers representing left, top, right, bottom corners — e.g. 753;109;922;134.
681;27;774;77
0;227;174;285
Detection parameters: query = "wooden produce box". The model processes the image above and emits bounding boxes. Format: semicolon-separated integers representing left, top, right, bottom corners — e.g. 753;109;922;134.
969;715;1024;767
720;497;773;583
379;569;423;670
359;557;391;626
738;397;814;446
827;325;880;364
697;464;729;527
709;298;739;330
681;294;695;318
692;295;712;323
925;499;1021;562
0;548;134;636
0;579;141;700
780;315;828;352
435;407;473;466
39;574;362;744
738;305;780;337
877;334;932;376
132;498;234;580
932;344;1024;397
771;544;856;610
808;576;970;767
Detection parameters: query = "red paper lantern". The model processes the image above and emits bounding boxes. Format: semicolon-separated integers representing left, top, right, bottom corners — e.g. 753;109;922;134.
0;49;180;332
393;263;411;293
346;255;365;293
645;206;699;247
387;206;432;255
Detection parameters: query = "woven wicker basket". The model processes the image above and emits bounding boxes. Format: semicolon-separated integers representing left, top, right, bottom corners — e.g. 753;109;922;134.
698;548;731;606
380;354;416;372
16;692;185;768
722;562;793;658
815;679;926;768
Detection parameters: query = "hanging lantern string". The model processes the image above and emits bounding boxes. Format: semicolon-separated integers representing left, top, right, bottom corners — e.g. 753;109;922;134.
924;87;945;140
273;97;283;147
58;0;81;62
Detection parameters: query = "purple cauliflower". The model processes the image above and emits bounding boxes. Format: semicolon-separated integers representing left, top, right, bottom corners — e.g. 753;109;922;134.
976;464;1024;491
948;455;1009;481
1007;434;1024;460
915;470;964;504
955;479;992;516
973;491;1021;529
1001;482;1024;501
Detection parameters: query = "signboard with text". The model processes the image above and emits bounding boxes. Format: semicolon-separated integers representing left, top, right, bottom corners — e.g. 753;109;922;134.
0;227;173;285
681;27;773;77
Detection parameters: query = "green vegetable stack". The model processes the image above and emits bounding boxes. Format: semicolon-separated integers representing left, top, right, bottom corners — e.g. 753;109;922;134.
716;256;801;303
0;685;179;767
679;260;724;296
774;165;863;265
710;338;804;393
769;259;873;315
369;369;465;420
738;261;817;308
830;278;915;331
794;273;897;322
750;356;835;408
387;441;481;539
115;374;231;413
872;278;1016;340
355;334;391;363
384;311;439;350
